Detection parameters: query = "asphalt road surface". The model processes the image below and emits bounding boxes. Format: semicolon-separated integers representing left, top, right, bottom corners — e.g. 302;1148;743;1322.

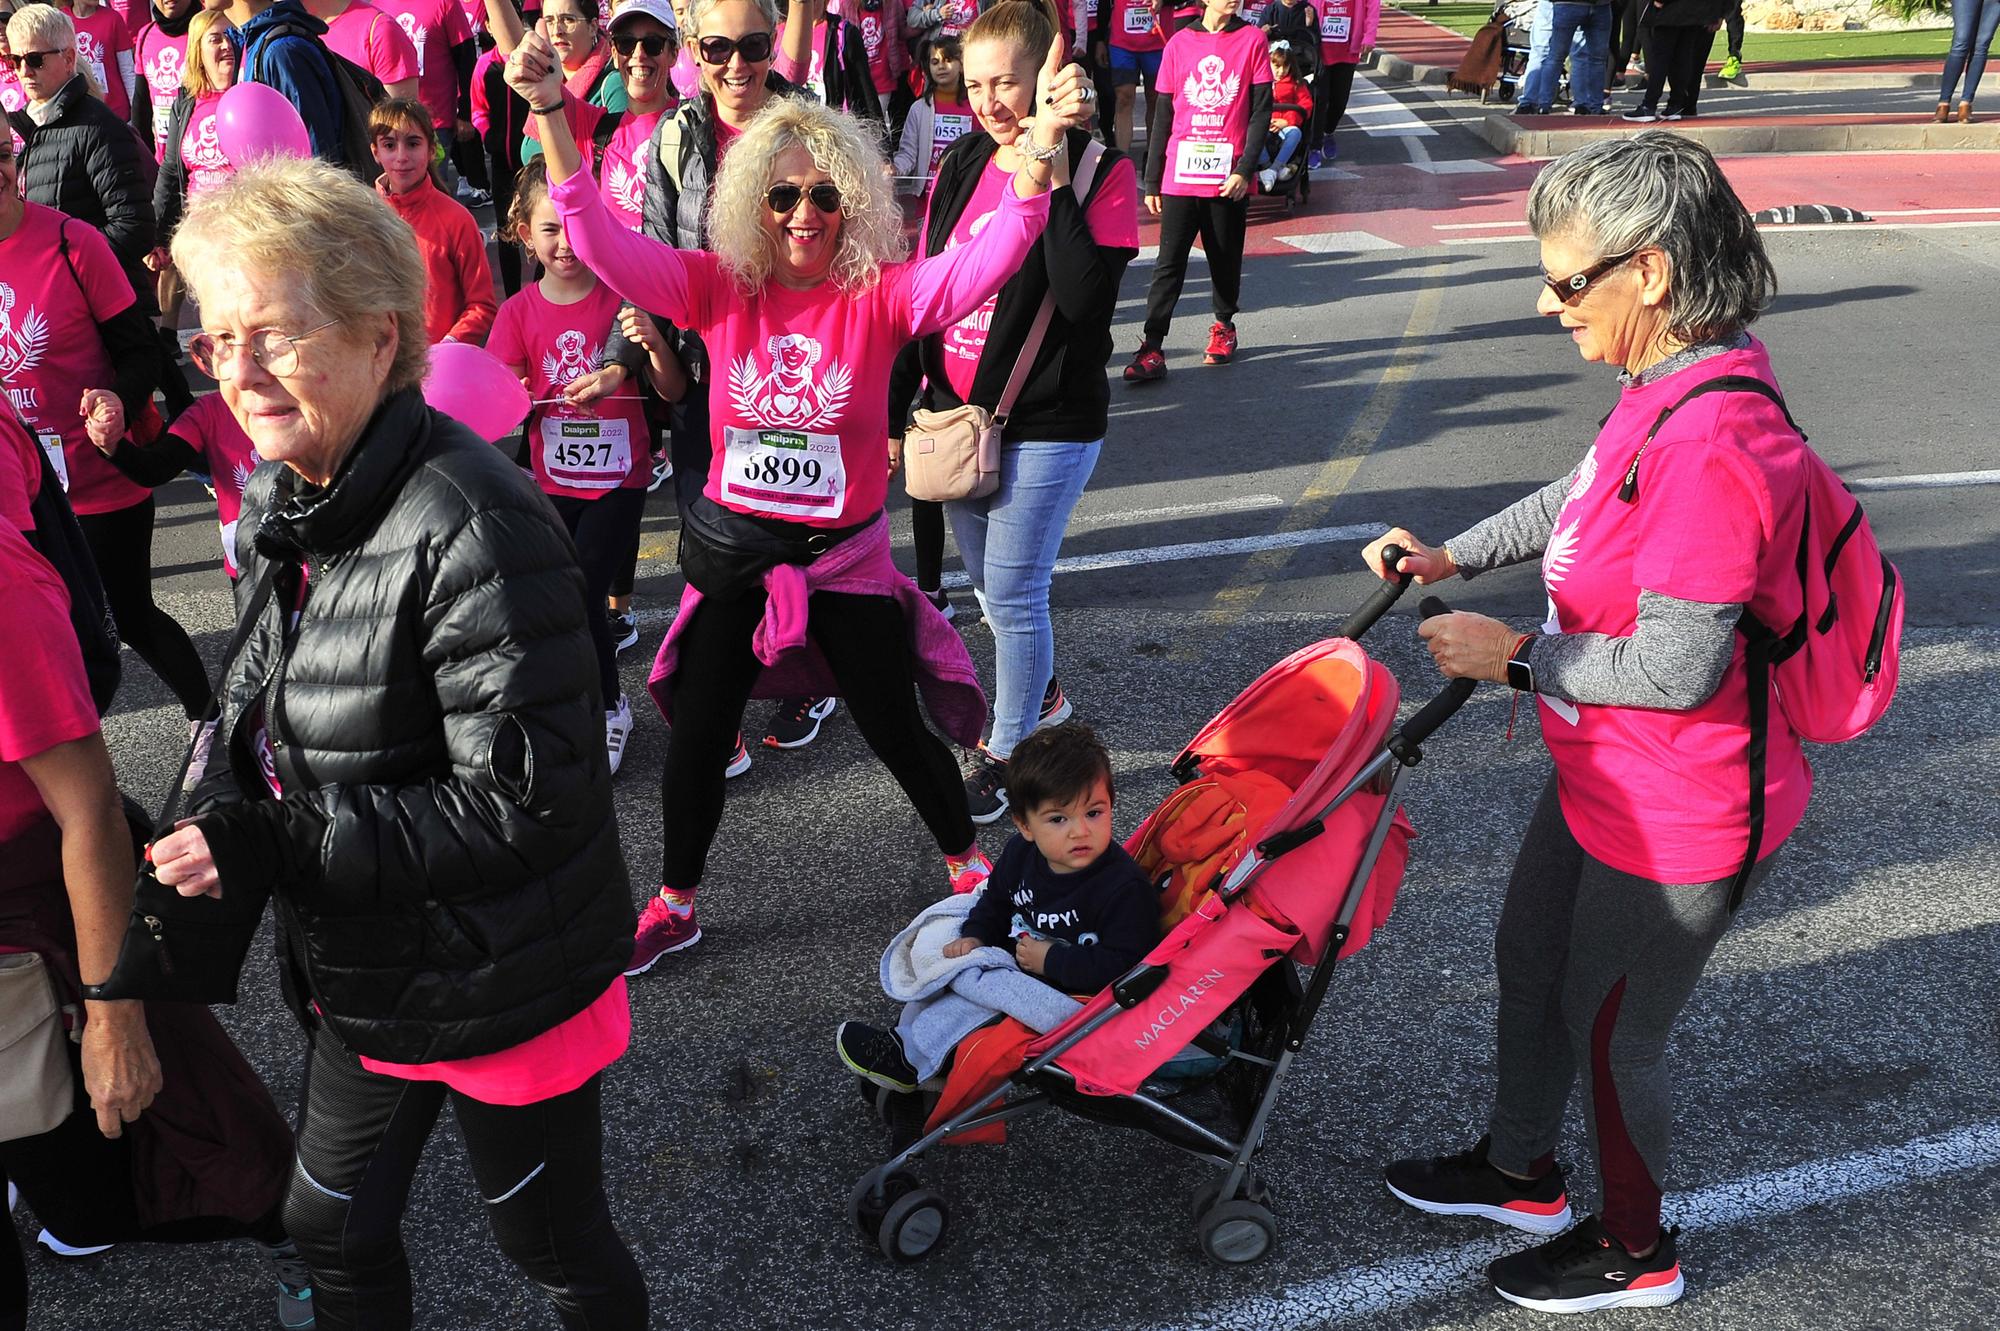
15;95;2000;1331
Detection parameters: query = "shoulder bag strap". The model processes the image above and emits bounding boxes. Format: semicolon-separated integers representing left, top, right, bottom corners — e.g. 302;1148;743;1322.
153;562;282;832
993;139;1106;427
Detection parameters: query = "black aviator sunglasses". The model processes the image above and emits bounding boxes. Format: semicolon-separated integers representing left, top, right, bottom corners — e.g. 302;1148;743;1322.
765;182;841;215
696;30;774;64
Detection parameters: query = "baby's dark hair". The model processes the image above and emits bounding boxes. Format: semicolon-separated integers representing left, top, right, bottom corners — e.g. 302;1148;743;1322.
1007;722;1115;817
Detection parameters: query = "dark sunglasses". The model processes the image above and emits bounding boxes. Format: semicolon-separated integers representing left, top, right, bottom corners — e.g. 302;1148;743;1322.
1;48;63;71
1542;247;1639;305
765;182;841;215
696;30;773;64
612;31;673;56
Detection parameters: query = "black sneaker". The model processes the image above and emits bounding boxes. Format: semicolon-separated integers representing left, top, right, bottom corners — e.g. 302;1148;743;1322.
1038;677;1072;727
1383;1135;1573;1235
763;696;835;749
609;608;639;654
963;748;1010;824
836;1021;919;1093
1489;1216;1685;1312
924;587;956;622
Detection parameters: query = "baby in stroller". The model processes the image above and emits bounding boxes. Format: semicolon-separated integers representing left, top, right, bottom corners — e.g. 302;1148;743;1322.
1259;39;1316;199
836;723;1161;1093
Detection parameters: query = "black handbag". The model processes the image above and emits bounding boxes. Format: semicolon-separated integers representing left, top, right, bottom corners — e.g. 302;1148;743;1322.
93;567;281;1005
676;495;868;600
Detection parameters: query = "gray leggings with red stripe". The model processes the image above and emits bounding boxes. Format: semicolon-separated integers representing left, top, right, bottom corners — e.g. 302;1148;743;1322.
1484;776;1777;1253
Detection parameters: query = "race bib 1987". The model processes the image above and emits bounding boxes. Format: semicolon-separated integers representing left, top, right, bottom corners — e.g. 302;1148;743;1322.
1174;138;1231;187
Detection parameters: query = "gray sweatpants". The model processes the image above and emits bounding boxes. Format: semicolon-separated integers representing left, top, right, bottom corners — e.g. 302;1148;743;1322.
1484;776;1776;1252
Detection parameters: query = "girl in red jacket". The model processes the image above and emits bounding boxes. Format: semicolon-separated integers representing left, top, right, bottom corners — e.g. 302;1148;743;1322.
1258;36;1311;192
370;98;498;343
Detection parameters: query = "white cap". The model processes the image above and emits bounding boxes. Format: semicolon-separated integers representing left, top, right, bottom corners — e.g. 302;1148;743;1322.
609;0;678;35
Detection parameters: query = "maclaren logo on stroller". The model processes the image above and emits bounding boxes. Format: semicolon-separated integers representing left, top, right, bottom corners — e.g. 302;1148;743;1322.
1131;968;1227;1052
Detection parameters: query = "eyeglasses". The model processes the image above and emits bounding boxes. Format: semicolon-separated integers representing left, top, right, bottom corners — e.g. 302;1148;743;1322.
189;319;342;381
543;13;590;28
696;30;773;64
765;182;841;215
612;31;672;56
1541;248;1640;305
1;48;64;71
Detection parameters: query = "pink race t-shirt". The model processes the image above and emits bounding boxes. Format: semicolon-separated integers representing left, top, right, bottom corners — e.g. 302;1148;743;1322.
180;91;234;198
1109;0;1164;52
486;281;652;499
858;8;895;93
0;408;38;534
1158;21;1272;195
72;8;136;120
937;0;979;37
106;0;150;39
375;0;475;136
0;68;23;156
1316;0;1379;66
136;22;188;160
1535;339;1813;883
167;392;261;576
938;155;1139;400
0;206;146;517
0;525;96;845
598;106;665;231
322;1;422;88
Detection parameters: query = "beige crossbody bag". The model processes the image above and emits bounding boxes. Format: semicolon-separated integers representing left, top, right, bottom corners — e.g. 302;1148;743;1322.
0;951;75;1142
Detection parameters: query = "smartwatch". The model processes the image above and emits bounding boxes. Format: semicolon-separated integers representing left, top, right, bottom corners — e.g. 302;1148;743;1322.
1506;634;1538;693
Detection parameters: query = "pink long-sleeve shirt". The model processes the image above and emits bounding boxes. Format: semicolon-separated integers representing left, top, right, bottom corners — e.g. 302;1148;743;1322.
549;167;1050;528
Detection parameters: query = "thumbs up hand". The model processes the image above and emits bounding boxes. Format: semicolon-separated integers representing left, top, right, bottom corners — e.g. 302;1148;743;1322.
1030;28;1094;147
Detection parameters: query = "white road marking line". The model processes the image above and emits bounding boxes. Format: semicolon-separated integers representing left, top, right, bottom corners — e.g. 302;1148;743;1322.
1433;219;1532;230
937;522;1387;589
1848;468;2000;491
1349;76;1437;138
1145;1121;2000;1331
1402;132;1504;174
1279;230;1403;253
1071;494;1286;528
1131;245;1208;268
1869;206;2000;216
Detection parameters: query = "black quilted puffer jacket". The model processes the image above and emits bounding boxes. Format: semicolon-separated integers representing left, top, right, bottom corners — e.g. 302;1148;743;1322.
191;389;633;1064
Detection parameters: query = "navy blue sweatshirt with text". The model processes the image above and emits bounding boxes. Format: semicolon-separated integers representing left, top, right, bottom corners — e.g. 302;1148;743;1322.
961;835;1160;994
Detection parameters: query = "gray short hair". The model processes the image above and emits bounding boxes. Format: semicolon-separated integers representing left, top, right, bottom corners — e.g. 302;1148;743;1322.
171;156;430;397
1526;132;1775;345
6;5;73;56
689;0;778;39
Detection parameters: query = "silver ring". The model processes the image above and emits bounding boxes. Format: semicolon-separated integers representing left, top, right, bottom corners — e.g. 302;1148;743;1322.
1081;85;1095;101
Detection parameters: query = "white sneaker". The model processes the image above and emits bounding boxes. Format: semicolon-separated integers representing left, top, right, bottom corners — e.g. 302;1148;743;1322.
606;694;634;776
1258;167;1277;192
37;1230;114;1258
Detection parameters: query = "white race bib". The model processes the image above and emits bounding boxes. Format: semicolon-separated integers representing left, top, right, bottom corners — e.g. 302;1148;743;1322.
37;431;68;491
720;425;847;519
1174;139;1232;187
539;415;632;491
1122;2;1154;34
1321;13;1351;40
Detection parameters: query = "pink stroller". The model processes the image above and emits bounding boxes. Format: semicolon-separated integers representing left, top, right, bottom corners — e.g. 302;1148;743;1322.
848;555;1477;1265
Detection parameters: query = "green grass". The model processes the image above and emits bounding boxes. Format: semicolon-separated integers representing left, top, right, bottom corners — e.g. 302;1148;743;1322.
1392;3;1953;62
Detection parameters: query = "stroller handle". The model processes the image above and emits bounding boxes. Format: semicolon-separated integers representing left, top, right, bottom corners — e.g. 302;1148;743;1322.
1339;544;1413;642
1391;595;1479;754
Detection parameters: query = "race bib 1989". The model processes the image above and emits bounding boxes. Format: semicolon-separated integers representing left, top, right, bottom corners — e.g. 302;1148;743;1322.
721;426;847;519
1174;139;1231;187
539;415;632;491
1122;2;1153;34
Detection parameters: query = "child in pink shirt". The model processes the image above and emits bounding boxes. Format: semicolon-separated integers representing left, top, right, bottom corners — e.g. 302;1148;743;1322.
86;390;262;579
69;0;137;118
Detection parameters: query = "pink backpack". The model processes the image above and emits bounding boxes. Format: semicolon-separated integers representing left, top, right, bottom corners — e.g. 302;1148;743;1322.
1645;375;1904;907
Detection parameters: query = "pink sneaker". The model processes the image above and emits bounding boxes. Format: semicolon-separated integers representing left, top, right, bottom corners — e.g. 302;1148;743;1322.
627;892;700;975
946;848;994;896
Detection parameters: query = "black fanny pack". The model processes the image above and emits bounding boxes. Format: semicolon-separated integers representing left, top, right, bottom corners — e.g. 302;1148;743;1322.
677;496;872;600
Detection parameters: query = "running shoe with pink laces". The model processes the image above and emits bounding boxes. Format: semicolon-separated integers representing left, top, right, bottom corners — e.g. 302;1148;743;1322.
1203;321;1238;365
946;848;994;896
628;891;701;975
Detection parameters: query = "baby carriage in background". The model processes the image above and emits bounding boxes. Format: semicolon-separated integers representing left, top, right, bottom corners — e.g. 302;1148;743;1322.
1260;37;1316;212
1451;0;1539;103
847;550;1477;1266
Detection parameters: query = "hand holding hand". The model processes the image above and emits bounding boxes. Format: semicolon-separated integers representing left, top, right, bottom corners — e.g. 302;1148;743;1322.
79;1001;161;1139
941;937;978;958
1363;527;1457;584
81;389;124;454
1417;611;1520;683
505;31;564;107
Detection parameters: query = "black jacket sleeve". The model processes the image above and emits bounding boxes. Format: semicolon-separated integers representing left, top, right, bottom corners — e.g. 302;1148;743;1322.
1044;151;1136;327
131;76;156;155
1143;91;1173;193
1233;82;1272;179
153;94;192;238
102;429;204;487
886;340;924;435
452;40;476;122
86;111;157;267
1040;864;1159;994
961;840;1027;946
97;303;162;423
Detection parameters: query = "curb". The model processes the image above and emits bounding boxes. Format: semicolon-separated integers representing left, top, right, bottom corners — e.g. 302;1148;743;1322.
1476;113;2000;155
1371;48;1938;93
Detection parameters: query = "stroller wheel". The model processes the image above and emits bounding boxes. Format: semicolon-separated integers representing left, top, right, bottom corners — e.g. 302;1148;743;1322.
1196;1198;1278;1266
878;1188;951;1263
849;1167;917;1237
1189;1172;1275;1221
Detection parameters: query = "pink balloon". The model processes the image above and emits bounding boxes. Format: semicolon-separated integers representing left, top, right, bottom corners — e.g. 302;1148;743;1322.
214;82;312;163
671;48;701;101
426;342;531;443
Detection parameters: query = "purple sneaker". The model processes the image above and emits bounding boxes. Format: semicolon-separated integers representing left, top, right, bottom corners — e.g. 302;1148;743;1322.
627;892;701;975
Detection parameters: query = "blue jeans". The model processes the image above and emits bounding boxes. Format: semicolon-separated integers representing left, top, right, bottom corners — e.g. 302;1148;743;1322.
946;439;1101;759
1943;0;2000;103
1520;1;1612;110
1263;124;1303;168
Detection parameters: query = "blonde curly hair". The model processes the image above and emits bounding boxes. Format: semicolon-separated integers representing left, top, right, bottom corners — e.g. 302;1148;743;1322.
705;98;907;296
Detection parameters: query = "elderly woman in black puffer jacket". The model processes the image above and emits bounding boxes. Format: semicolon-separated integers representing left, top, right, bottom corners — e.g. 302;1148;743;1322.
138;157;648;1331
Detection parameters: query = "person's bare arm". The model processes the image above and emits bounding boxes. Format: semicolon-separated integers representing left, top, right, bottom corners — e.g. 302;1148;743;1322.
482;0;528;56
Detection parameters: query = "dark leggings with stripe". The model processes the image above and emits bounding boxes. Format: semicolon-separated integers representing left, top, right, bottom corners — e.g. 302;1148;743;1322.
1484;776;1776;1253
74;497;216;720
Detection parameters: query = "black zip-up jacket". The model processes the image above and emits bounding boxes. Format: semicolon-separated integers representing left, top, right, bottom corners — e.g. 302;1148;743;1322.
887;129;1137;446
10;76;157;305
1143;16;1273;192
152;91;198;239
961;835;1160;994
807;16;887;122
188;389;633;1064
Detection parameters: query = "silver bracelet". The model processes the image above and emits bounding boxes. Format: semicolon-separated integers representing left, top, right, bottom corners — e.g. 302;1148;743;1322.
1015;138;1062;164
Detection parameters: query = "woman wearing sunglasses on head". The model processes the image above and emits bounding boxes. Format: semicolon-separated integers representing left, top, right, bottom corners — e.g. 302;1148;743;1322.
504;18;1091;972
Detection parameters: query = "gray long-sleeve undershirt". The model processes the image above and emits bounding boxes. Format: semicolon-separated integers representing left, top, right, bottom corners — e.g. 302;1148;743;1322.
1443;470;1741;711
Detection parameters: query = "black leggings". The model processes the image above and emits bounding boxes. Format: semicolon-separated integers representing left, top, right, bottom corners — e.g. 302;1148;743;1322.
550;487;647;707
911;498;945;592
75;497;215;720
1640;23;1716;114
1143;194;1249;346
1310;61;1358;151
285;1033;646;1331
659;585;973;888
0;1049;286;1328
